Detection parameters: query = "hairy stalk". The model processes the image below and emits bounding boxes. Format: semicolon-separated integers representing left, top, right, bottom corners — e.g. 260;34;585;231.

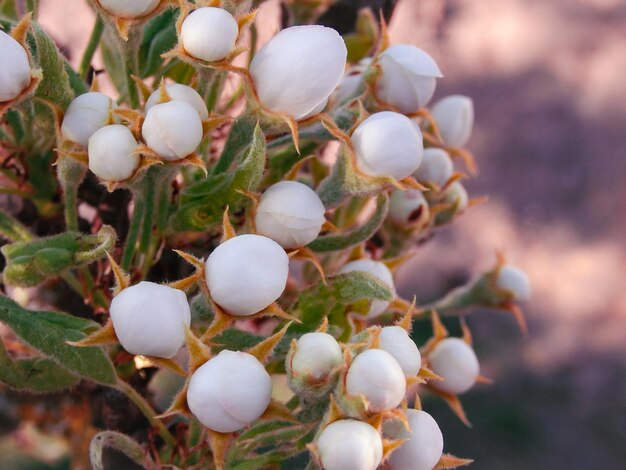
121;186;146;271
115;379;176;447
79;16;104;79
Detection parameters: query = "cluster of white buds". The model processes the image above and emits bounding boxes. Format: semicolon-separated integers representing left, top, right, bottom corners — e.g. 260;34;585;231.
187;350;272;432
109;281;191;358
250;25;347;120
375;44;443;114
431;95;475;148
338;259;395;318
180;7;239;62
385;409;444;470
97;0;159;18
317;419;383;470
204;234;289;316
61;92;115;147
496;265;531;301
255;181;326;249
142;100;203;161
0;30;32;102
351;111;424;180
429;337;480;395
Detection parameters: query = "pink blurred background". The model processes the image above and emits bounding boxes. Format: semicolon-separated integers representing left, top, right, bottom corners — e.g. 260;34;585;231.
35;0;626;467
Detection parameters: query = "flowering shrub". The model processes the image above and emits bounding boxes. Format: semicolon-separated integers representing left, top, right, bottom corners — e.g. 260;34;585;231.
0;1;531;469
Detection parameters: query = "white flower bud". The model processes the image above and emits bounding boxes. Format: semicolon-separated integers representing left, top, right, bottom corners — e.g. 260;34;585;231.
442;181;468;212
187;350;272;433
317;419;383;470
180;7;239;63
431;95;474;147
337;259;395;318
142;101;203;161
429;338;479;395
291;332;342;381
250;25;347;120
346;348;406;413
389;189;429;227
351;111;424;180
109;281;191;358
88;124;140;182
386;409;443;470
145;83;208;119
496;265;531;301
414;148;453;188
0;30;31;102
98;0;160;18
376;44;443;114
379;326;421;377
61;92;115;147
255;181;326;249
332;58;371;104
205;234;289;316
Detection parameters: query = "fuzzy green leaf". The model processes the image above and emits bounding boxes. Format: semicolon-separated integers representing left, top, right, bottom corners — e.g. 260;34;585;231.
308;193;388;252
0;296;117;385
90;431;151;470
138;8;178;78
173;122;266;231
291;271;394;336
213;328;263;352
0;348;79;393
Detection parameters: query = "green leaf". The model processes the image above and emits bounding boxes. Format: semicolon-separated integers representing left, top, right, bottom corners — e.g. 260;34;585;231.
138;8;178;78
100;28;126;98
213;328;263;352
0;0;17;20
0;296;117;385
0;348;79;393
173;122;266;231
308;193;388;252
265;141;318;185
30;22;74;108
213;115;257;174
90;431;151;470
291;271;394;337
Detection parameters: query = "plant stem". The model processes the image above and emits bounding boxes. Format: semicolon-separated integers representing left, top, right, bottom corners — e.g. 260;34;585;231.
115;379;176;447
121;188;145;271
0;210;33;242
79;15;104;80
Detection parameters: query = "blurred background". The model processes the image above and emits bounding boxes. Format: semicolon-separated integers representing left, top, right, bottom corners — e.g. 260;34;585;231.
4;0;626;468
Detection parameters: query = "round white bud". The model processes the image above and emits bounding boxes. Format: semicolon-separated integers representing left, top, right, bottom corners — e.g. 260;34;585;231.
0;30;31;102
346;348;406;413
379;326;422;377
250;25;347;120
180;7;239;63
61;92;115;147
109;281;191;358
205;234;289;316
187;350;272;433
386;409;444;470
145;83;208;119
317;419;383;470
98;0;160;18
431;95;474;147
496;265;531;301
291;332;342;381
351;111;424;180
337;259;395;318
389;189;429;227
255;181;326;249
376;44;443;114
429;337;479;395
414;148;453;188
88;124;140;182
442;181;469;212
142;101;203;161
